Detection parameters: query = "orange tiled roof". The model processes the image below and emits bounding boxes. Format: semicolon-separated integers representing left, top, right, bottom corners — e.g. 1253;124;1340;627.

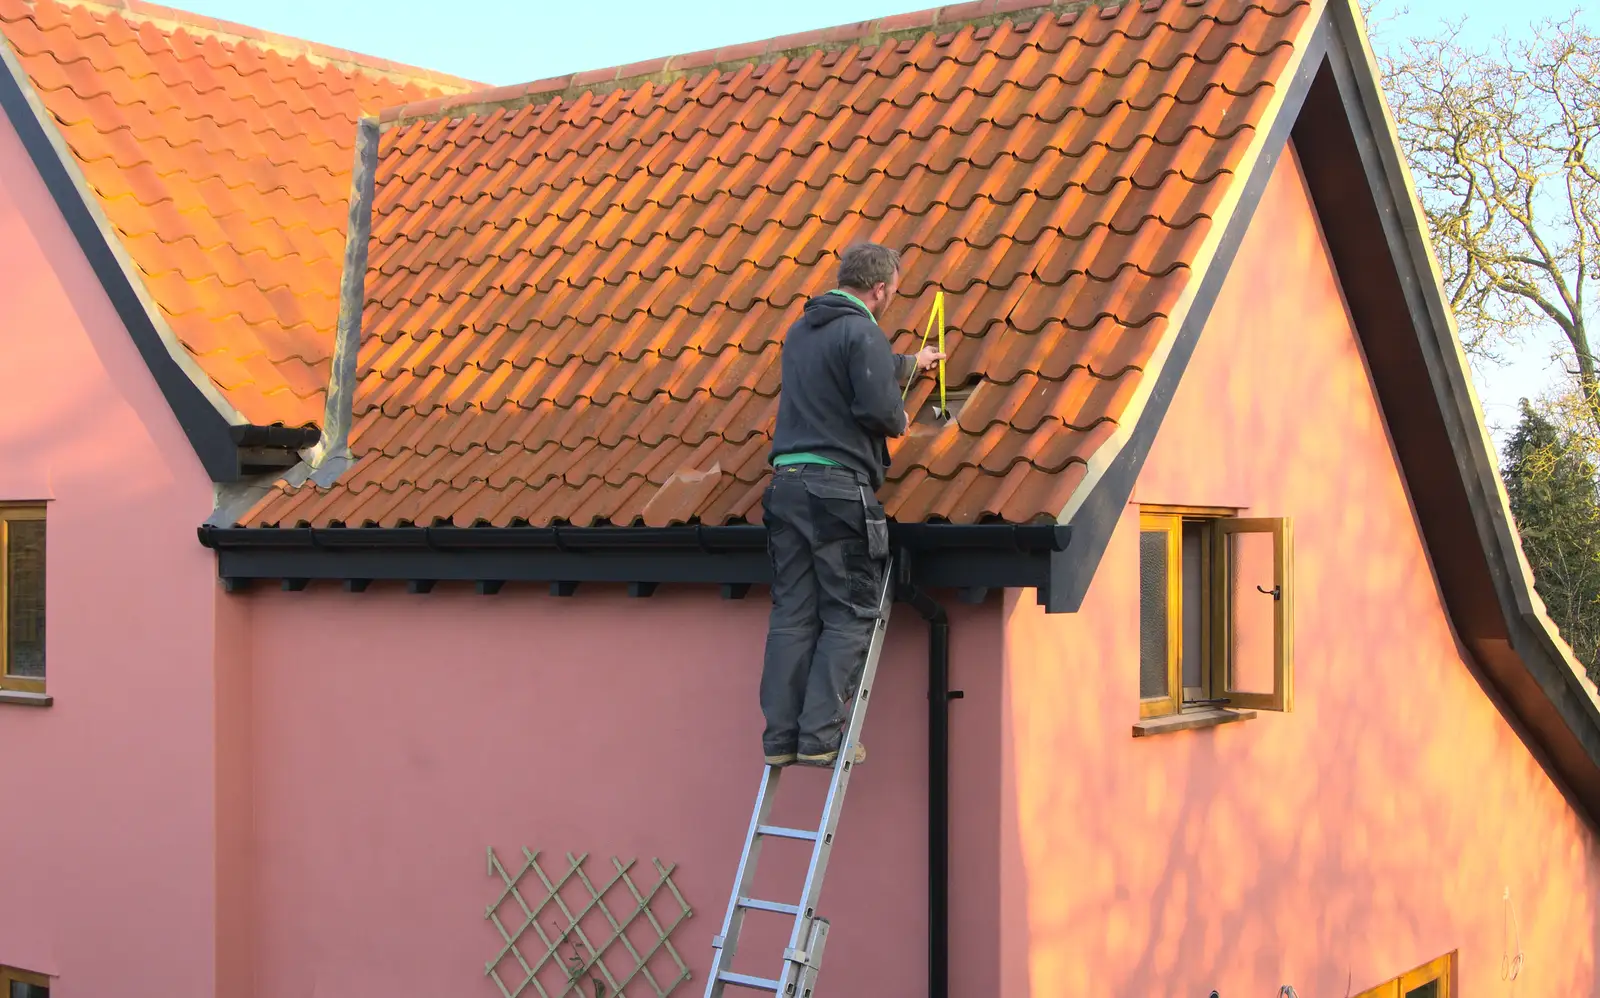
0;0;480;429
244;0;1318;528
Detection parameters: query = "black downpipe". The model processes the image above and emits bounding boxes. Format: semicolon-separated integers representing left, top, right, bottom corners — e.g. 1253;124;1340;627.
897;556;952;998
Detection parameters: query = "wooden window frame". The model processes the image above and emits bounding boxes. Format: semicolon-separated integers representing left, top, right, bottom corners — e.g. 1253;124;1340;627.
1138;511;1183;718
1138;505;1293;719
0;504;46;695
1352;951;1455;998
0;964;51;994
1215;516;1294;712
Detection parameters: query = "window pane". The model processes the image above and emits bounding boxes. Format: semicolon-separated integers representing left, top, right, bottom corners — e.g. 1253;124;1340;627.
1181;522;1204;690
1403;982;1438;998
1139;531;1169;699
6;519;45;679
11;982;49;998
1227;529;1275;695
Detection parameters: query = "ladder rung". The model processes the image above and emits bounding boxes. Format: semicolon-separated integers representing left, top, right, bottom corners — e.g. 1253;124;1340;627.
737;896;801;915
718;970;780;992
756;824;819;841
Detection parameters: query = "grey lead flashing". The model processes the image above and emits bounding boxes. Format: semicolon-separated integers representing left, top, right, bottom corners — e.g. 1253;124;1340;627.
306;116;378;487
0;30;250;482
1044;16;1331;614
205;118;378;526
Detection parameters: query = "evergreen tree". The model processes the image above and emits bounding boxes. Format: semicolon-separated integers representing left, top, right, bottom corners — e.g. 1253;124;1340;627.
1503;399;1600;679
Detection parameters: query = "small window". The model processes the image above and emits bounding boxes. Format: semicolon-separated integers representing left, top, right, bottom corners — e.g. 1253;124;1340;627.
1;505;46;695
1138;507;1292;718
1352;952;1454;997
0;965;50;997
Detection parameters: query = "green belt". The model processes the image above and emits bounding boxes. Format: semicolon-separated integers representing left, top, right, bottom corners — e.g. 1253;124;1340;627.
773;453;841;468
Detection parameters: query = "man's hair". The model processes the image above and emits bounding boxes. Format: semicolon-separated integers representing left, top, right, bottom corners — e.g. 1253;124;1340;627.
836;243;901;291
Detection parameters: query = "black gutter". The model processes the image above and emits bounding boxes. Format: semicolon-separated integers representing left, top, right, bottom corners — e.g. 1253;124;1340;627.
197;522;1071;595
896;560;952;998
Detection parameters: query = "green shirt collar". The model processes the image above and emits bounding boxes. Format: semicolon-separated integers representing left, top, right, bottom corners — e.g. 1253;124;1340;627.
828;288;876;323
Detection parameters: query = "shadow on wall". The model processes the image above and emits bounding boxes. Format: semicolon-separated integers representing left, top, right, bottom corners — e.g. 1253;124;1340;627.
1002;518;1600;997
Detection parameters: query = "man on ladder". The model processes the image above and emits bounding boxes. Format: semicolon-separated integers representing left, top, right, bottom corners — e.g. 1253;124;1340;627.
705;243;946;996
759;242;945;768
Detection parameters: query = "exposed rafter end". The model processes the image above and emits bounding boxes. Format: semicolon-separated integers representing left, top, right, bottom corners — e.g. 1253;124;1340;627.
956;587;989;605
222;577;253;593
281;578;308;592
407;579;436;594
627;582;658;598
345;578;371;592
721;583;751;600
476;580;505;595
551;581;579;597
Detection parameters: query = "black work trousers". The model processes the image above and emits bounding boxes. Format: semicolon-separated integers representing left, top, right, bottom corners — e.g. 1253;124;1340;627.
759;464;888;757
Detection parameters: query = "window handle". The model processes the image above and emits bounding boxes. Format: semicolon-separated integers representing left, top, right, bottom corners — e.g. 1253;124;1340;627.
1256;585;1281;600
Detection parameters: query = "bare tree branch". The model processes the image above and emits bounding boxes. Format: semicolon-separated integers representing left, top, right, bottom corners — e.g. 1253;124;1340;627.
1378;12;1600;436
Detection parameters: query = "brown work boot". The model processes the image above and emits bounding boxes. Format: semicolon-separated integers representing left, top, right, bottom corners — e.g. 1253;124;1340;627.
764;752;797;767
796;743;866;767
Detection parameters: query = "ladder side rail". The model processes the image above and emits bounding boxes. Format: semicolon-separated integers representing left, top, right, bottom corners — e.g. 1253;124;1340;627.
791;918;831;998
704;765;784;998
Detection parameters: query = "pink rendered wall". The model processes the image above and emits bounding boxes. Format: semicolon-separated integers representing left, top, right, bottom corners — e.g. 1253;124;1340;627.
0;112;240;994
997;145;1600;996
242;585;1001;998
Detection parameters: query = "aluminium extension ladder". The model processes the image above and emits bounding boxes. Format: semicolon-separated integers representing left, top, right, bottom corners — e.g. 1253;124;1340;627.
703;559;895;997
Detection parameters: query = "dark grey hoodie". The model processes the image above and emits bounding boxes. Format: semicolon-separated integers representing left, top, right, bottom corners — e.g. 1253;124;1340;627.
768;291;917;490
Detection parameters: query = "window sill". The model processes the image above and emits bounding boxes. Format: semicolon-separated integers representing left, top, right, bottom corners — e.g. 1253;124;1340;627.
1133;706;1254;738
0;690;52;708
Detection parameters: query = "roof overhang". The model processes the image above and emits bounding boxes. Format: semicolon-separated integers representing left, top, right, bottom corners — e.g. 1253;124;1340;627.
197;522;1072;601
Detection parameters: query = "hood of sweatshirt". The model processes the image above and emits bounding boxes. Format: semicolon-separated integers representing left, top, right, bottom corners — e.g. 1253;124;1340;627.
802;291;875;328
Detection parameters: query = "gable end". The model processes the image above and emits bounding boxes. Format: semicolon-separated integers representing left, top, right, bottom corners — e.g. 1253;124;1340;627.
1044;0;1600;827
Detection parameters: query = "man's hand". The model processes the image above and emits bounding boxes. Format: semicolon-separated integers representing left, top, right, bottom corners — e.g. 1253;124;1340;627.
914;346;946;371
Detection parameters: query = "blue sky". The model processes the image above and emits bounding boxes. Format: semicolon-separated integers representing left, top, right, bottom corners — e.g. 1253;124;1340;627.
169;0;1587;442
169;0;1574;86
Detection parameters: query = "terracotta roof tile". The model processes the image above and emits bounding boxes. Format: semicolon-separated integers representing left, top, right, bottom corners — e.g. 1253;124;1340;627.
0;0;479;428
245;0;1318;527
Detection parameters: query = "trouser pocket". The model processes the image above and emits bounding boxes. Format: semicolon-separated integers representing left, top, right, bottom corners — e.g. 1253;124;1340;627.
843;538;883;619
804;482;883;620
863;495;889;561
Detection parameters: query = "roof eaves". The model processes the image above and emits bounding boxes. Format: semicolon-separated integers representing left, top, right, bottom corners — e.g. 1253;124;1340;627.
0;26;253;482
378;0;1097;129
195;522;1072;599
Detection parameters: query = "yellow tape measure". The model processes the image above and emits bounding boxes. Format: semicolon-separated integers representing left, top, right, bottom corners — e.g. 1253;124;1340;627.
902;289;947;416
